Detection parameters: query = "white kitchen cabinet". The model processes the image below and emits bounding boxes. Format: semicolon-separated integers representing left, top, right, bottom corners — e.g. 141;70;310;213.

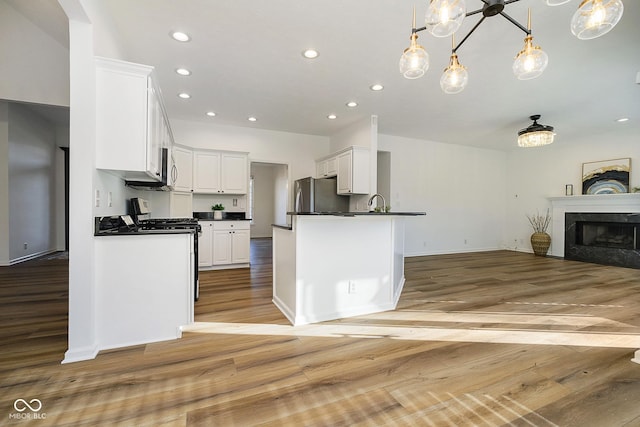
198;221;250;268
172;146;193;192
315;156;337;178
337;146;370;195
192;151;248;194
169;192;193;218
221;153;248;194
198;221;213;267
213;221;250;265
95;57;173;181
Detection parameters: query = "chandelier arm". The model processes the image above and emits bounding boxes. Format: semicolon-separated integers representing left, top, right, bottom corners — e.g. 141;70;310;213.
503;0;523;5
453;16;486;53
499;11;530;35
466;7;485;17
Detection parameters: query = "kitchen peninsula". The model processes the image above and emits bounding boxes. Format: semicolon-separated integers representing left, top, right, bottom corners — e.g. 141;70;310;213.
272;211;424;325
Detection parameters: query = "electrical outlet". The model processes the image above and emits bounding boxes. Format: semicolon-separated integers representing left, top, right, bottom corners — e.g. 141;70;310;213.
95;190;100;208
107;191;113;207
464;239;468;244
233;198;238;207
348;281;356;294
23;243;27;250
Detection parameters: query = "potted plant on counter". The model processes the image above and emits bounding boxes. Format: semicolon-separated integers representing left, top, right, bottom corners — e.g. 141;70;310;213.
212;203;225;220
527;209;551;256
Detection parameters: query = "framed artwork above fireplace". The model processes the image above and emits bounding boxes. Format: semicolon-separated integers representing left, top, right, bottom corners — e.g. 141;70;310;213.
582;158;630;195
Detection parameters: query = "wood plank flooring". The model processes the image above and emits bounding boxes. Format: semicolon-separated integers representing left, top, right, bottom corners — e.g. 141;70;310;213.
1;241;640;426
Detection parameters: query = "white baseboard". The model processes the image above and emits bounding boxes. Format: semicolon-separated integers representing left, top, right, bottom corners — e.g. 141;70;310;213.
62;345;99;364
10;249;57;265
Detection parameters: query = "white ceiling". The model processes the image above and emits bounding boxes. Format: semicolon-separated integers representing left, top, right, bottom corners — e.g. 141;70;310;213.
16;0;640;150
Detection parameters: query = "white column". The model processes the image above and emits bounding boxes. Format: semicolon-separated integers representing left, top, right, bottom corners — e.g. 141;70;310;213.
59;0;99;363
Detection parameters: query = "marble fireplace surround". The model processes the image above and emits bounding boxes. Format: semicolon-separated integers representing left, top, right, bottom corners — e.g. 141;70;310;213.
548;193;640;258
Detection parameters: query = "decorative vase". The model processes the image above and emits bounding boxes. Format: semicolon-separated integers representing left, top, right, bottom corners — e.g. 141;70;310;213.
213;210;223;220
530;232;551;256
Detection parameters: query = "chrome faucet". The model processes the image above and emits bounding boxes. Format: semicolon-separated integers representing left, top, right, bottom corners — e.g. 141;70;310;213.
367;193;386;212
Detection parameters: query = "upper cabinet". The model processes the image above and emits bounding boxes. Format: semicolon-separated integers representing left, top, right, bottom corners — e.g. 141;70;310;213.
316;156;338;178
336;146;370;195
172;146;193;192
193;151;248;194
95;57;173;181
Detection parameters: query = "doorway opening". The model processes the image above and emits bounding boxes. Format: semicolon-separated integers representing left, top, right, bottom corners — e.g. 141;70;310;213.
249;162;289;238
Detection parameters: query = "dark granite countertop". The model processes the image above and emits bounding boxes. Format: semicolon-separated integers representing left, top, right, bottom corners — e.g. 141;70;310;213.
95;229;196;237
272;224;293;230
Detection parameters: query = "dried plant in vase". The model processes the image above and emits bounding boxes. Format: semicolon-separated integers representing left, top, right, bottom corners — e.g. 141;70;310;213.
527;209;551;256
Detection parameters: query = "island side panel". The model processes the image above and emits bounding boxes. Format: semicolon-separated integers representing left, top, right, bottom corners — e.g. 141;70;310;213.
392;218;406;303
95;233;194;351
294;216;396;325
272;226;297;323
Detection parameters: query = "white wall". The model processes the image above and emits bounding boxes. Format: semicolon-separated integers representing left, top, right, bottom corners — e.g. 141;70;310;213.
7;103;59;262
505;130;640;252
0;1;69;107
251;163;276;238
0;103;9;264
378;134;508;256
274;164;288;226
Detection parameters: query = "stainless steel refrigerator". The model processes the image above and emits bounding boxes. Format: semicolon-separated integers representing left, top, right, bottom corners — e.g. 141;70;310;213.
294;177;349;213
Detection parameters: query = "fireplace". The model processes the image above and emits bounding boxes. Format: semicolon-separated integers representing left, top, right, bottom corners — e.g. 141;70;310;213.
565;212;640;269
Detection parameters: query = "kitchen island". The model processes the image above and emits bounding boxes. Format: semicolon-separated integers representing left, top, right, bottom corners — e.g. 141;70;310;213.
272;212;424;325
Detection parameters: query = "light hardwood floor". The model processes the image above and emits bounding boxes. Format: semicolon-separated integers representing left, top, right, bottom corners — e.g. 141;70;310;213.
1;241;640;426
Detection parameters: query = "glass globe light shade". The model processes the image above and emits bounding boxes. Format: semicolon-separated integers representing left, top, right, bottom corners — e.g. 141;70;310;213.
571;0;624;40
513;35;548;80
440;53;468;94
399;34;429;79
425;0;466;37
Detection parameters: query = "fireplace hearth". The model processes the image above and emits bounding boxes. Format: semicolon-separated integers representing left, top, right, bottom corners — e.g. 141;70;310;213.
565;212;640;269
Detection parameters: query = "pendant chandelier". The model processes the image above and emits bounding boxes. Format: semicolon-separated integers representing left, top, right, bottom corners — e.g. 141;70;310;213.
400;0;625;94
517;115;555;147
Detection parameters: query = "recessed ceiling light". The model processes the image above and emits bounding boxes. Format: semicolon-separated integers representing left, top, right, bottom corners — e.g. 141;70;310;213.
248;116;257;122
171;31;190;42
302;49;319;59
370;84;384;91
176;68;191;76
346;101;358;108
327;114;337;120
206;111;216;117
616;117;629;123
178;93;191;99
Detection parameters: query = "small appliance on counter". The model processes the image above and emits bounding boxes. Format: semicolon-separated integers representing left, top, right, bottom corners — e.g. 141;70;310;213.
294;176;349;213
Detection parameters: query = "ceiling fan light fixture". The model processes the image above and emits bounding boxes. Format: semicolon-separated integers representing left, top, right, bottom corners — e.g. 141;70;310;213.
571;0;624;40
425;0;466;37
517;114;555;147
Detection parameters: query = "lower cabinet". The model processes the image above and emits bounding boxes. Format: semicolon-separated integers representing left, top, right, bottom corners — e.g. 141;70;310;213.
198;220;250;268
